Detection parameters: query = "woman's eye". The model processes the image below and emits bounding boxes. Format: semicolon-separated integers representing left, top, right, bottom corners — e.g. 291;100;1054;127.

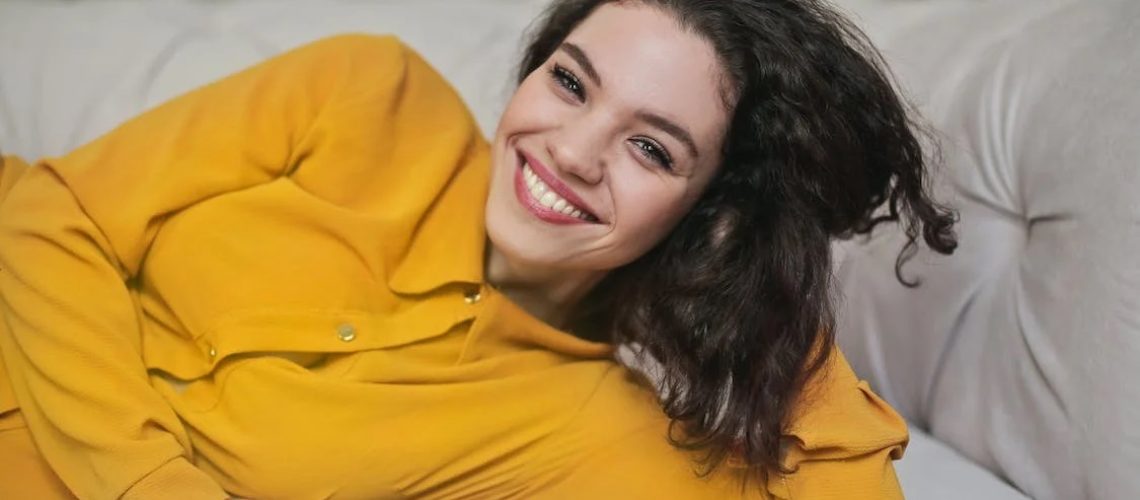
549;64;585;101
630;138;674;170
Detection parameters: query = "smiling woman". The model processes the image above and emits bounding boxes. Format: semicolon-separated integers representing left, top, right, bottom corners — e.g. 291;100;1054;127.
485;3;729;318
0;1;953;499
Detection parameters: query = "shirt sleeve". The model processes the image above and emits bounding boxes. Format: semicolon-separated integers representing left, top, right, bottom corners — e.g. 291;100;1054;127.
544;418;903;500
766;359;911;500
544;422;771;499
0;33;414;499
537;365;770;499
770;444;905;500
547;349;909;499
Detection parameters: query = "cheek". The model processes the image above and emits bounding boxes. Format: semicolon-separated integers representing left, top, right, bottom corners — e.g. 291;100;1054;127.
611;172;692;250
496;77;563;136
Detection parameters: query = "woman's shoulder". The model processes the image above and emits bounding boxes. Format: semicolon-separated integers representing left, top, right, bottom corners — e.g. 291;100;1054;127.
769;346;908;499
784;346;909;461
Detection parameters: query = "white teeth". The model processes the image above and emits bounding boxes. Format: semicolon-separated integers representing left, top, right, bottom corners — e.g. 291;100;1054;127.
522;163;594;222
539;191;558;208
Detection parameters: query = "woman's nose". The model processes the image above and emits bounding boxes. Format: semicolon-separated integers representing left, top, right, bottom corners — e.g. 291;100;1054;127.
547;124;606;185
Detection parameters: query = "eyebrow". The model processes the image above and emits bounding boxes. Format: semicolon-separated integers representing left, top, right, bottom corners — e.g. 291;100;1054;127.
637;111;700;160
559;42;602;88
559;42;700;160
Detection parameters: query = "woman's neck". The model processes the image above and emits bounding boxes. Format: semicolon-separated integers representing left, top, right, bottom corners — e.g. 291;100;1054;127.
483;242;605;330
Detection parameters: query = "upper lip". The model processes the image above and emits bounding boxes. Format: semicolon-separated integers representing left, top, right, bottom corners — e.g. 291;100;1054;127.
519;149;602;222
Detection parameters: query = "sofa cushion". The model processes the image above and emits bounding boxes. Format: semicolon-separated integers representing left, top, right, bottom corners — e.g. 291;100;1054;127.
898;425;1030;500
834;1;1140;499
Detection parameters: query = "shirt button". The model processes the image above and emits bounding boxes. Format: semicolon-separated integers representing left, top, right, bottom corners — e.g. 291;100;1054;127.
464;288;482;305
336;323;357;342
207;346;217;359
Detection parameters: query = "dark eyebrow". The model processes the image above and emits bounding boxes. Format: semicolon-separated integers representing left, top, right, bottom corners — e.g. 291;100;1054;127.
559;42;602;88
636;111;700;159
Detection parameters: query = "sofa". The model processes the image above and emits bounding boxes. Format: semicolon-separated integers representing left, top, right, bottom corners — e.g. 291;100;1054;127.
832;1;1139;499
1;1;1136;499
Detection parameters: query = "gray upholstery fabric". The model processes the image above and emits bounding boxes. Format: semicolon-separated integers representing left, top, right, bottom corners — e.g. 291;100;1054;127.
899;427;1030;500
834;1;1140;499
0;0;550;160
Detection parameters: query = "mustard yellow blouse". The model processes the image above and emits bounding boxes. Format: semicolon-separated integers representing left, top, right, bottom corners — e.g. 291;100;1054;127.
0;34;907;499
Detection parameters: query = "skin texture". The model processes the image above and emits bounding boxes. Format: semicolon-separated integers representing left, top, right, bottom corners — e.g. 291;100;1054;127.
483;2;731;326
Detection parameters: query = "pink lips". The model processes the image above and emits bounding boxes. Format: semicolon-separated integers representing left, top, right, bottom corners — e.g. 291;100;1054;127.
513;149;601;225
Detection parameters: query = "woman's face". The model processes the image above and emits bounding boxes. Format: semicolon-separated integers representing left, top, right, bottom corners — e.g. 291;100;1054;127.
485;1;731;282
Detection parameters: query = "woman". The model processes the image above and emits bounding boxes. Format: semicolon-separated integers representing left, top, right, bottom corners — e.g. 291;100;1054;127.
0;0;956;498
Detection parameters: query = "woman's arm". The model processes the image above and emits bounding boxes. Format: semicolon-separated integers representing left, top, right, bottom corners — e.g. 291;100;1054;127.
0;34;411;498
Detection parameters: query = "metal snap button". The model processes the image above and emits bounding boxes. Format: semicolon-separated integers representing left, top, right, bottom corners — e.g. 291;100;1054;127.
464;288;482;305
336;323;357;342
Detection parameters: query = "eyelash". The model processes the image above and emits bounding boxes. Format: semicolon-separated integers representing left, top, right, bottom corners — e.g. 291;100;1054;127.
549;64;584;100
630;137;674;169
548;64;675;171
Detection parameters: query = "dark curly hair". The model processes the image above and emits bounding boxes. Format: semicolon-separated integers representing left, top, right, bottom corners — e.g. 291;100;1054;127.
517;0;958;481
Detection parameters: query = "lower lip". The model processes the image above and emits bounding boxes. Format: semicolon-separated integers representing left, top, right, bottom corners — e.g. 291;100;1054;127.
513;154;593;225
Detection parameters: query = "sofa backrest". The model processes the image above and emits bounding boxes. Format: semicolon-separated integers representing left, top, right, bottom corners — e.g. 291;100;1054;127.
833;1;1140;499
0;0;549;160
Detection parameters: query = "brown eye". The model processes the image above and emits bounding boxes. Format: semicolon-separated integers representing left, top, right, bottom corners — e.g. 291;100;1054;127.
549;64;585;101
630;137;674;170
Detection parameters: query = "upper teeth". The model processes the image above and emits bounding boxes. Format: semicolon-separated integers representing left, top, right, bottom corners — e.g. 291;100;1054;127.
523;164;593;221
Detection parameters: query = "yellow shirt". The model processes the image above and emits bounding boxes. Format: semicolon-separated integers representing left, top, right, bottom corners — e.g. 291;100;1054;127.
0;34;907;499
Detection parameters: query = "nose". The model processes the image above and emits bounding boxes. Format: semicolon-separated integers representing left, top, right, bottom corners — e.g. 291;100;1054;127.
547;120;606;185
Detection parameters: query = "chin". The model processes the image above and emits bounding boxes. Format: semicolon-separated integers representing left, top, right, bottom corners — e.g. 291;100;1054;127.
486;218;558;268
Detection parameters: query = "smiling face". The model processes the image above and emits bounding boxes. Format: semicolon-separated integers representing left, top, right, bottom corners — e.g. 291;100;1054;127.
485;1;731;289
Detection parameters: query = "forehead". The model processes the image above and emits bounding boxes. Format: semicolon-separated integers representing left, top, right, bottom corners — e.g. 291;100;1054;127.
563;3;729;149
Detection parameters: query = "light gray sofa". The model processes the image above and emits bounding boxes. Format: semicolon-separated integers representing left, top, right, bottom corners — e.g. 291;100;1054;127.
834;1;1139;499
1;1;1136;499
